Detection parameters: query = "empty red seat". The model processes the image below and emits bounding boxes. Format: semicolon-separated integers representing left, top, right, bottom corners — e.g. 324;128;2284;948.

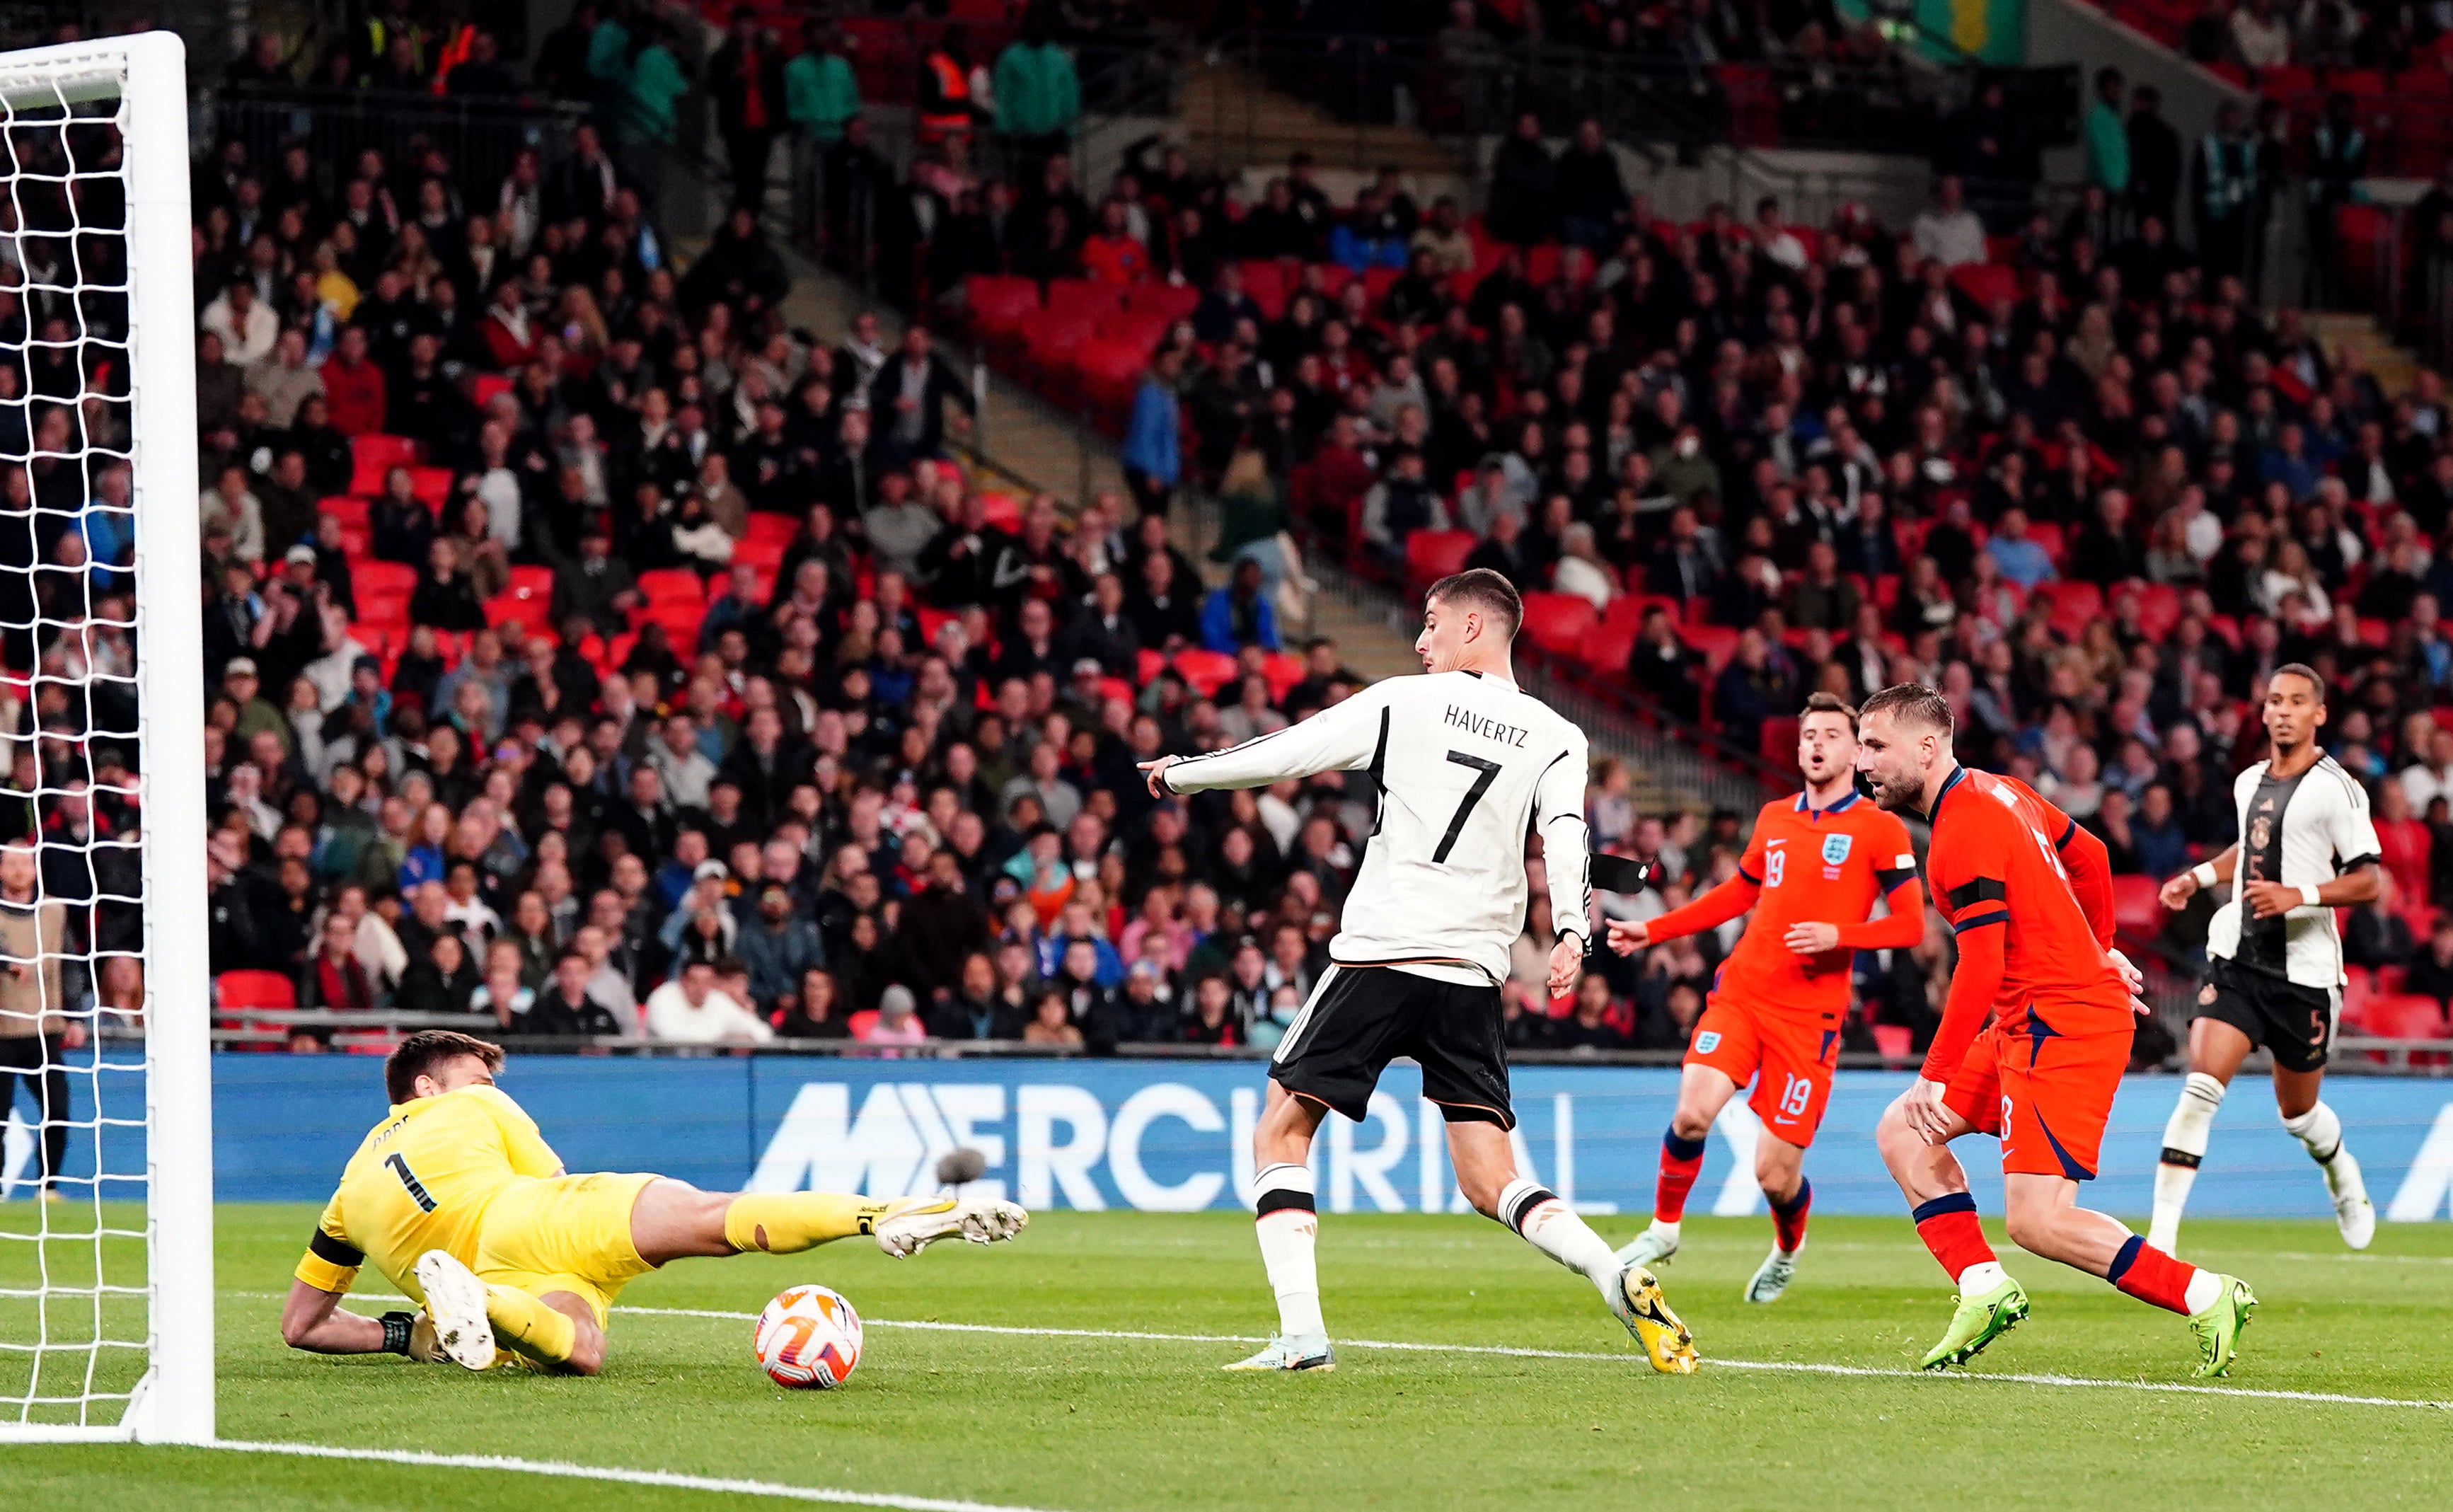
508;565;555;599
1121;282;1199;322
2363;993;2450;1041
408;466;454;509
1072;339;1150;405
1019;308;1099;372
1095;308;1172;353
471;373;514;407
357;560;416;597
1044;278;1123;319
318;495;369;530
2111;875;2164;940
1171;648;1237;696
1237;260;1288;319
637;568;705;607
483;593;543;631
967;275;1041;337
1681;623;1740;674
352;434;417;473
1583;595;1647;674
1757;715;1800;766
2036;580;2102;637
1872;1023;1914;1060
1949;263;2018;308
1517;592;1598;656
356;591;410;628
744;512;800;547
1403;529;1475;587
216;969;295;1010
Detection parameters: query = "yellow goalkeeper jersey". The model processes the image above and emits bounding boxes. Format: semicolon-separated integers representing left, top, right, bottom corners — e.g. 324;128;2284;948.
292;1083;565;1302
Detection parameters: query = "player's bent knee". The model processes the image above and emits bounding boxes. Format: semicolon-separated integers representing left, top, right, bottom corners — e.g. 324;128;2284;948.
1668;1108;1714;1142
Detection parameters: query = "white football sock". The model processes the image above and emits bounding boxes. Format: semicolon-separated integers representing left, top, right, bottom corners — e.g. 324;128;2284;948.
1498;1177;1622;1300
1647;1217;1682;1242
1956;1261;2007;1296
2280;1102;2365;1196
2149;1072;2224;1251
1252;1162;1324;1340
2183;1269;2223;1315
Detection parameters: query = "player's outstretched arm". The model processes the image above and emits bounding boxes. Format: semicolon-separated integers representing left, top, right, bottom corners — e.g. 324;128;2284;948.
2160;845;2239;910
1143;684;1388;796
278;1277;439;1360
1610;871;1762;954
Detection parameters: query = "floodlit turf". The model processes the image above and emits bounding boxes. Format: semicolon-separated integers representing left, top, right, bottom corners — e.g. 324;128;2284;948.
1;1205;2451;1508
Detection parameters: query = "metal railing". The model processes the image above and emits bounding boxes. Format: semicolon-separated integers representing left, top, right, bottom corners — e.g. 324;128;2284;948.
209;83;587;211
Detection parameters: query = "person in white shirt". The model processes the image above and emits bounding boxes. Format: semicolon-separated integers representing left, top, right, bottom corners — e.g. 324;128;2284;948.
1137;567;1695;1377
644;960;775;1044
1910;175;1988;268
2398;727;2453;813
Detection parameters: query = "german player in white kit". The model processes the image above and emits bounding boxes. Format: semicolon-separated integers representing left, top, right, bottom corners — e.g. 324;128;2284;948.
1138;570;1699;1376
2149;664;2379;1252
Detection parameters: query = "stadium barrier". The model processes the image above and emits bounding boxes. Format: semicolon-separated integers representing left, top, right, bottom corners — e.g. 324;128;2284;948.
59;1056;2435;1222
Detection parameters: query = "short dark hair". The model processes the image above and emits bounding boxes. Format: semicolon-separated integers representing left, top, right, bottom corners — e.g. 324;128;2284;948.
2269;662;2326;700
384;1029;503;1104
1801;691;1859;732
1426;567;1523;640
1860;682;1954;737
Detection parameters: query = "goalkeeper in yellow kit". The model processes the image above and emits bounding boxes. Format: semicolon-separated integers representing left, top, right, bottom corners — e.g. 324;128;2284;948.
280;1031;1027;1374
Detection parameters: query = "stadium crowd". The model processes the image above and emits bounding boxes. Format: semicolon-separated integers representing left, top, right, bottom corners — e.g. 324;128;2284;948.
81;0;2430;1058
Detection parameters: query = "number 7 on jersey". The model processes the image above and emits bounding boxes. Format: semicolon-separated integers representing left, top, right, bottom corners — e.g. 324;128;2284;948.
1433;750;1503;864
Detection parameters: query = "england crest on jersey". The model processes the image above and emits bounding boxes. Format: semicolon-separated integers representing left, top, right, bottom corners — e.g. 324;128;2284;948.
1821;834;1852;866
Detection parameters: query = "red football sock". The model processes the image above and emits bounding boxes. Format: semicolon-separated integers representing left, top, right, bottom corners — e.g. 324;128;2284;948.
2108;1235;2198;1315
1655;1130;1707;1224
1769;1177;1812;1253
1910;1192;1995;1281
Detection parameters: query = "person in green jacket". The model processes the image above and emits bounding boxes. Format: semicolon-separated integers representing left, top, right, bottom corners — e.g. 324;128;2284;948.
585;9;630;130
786;22;861;246
618;21;691;147
992;23;1080;163
2083;66;2130;200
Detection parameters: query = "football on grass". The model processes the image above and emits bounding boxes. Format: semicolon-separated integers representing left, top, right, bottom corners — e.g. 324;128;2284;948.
754;1284;864;1389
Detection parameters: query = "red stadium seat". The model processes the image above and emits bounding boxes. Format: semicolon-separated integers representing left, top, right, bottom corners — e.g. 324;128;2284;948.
1518;592;1598;656
1681;623;1740;674
408;466;454;510
1071;339;1149;405
1403;529;1475;587
471;374;514;407
1583;595;1647;674
352;434;417;474
744;512;801;548
845;1010;881;1040
508;565;555;599
2363;993;2451;1041
483;592;543;631
357;560;416;597
1019;308;1099;373
2036;580;2102;637
2111;875;2163;940
966;275;1041;337
1136;648;1165;686
1044;278;1123;320
1237;260;1288;319
1872;1024;1913;1060
216;969;295;1010
637;568;706;607
1095;308;1172;353
356;591;410;628
1757;715;1800;766
1121;283;1199;322
1949;263;2018;308
1171;649;1238;696
2134;582;2181;640
318;496;369;529
1261;652;1305;701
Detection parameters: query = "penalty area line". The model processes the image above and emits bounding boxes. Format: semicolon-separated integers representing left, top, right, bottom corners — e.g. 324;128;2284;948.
207;1439;1074;1512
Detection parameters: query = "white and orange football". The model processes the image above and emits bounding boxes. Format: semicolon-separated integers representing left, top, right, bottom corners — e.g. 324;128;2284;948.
753;1283;864;1389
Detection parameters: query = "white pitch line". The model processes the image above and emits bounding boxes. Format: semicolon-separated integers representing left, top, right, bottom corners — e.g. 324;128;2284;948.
226;1292;2453;1412
207;1439;1072;1511
602;1305;2453;1412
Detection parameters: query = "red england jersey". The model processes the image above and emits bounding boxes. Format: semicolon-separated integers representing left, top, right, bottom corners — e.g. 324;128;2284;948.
1923;768;2130;1039
1651;790;1921;1017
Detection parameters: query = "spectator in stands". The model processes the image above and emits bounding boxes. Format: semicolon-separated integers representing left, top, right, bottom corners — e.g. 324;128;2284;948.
645;957;772;1044
1121;349;1183;518
2127;85;2183;231
2084;67;2129;202
1486;113;1556;247
2231;0;2293;67
1910;175;1986;268
1200;557;1281;654
867;324;974;463
993;20;1081;165
2406;916;2453;1007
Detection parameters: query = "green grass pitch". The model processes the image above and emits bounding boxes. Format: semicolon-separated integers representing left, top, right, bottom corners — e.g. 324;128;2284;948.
0;1206;2449;1508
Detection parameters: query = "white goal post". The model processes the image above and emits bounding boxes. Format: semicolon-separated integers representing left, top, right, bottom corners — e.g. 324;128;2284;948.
0;31;211;1445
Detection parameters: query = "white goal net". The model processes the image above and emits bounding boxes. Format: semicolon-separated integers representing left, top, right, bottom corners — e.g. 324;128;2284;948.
0;33;210;1444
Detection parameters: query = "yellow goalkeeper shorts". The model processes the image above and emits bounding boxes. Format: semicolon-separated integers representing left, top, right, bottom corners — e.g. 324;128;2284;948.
473;1172;660;1326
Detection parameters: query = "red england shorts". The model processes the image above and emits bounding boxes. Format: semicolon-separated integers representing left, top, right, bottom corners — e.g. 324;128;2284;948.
1685;994;1843;1148
1941;1018;2133;1180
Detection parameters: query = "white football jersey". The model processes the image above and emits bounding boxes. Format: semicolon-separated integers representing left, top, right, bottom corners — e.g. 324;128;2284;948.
2205;754;2379;989
1164;669;1591;986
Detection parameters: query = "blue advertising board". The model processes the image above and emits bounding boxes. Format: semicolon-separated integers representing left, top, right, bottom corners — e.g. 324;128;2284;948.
190;1055;2453;1223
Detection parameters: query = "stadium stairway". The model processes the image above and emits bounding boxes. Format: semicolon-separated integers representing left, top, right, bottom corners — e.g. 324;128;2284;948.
1172;50;1476;188
2309;311;2420;398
